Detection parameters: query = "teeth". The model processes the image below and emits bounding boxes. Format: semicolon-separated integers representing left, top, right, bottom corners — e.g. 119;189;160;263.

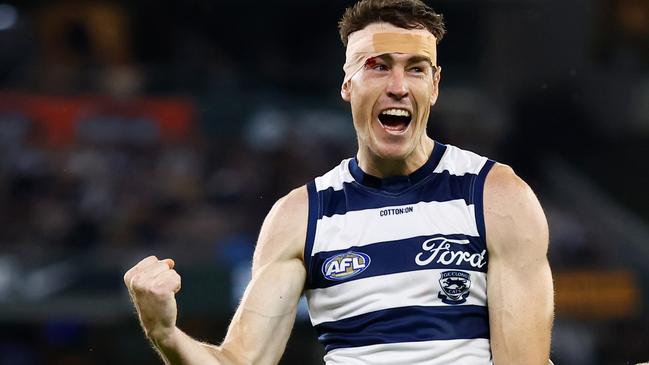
381;108;411;117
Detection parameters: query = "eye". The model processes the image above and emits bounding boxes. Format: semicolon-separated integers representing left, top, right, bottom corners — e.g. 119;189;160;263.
365;58;389;72
371;63;389;71
408;65;426;74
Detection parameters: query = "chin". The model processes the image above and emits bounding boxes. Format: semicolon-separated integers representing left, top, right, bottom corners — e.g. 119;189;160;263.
371;142;413;161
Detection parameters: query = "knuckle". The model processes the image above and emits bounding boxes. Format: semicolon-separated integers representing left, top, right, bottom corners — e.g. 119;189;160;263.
151;284;171;297
136;255;157;268
130;274;146;293
124;266;137;283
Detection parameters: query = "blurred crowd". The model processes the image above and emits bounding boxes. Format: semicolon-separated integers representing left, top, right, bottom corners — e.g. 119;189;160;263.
0;97;357;262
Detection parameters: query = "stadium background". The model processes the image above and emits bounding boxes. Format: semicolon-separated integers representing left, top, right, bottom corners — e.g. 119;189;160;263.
0;0;648;364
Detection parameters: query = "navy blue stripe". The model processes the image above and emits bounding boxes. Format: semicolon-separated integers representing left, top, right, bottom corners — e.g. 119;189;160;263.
318;170;475;219
315;305;490;352
304;181;319;279
473;160;495;242
308;233;488;289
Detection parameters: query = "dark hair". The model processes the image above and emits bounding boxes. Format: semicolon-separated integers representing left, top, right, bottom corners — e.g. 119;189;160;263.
338;0;446;46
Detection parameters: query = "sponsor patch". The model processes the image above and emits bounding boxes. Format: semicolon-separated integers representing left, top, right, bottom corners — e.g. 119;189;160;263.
322;251;371;281
415;236;487;269
438;270;472;304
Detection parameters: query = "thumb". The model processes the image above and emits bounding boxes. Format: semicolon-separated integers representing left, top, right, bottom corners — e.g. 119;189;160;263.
161;258;175;269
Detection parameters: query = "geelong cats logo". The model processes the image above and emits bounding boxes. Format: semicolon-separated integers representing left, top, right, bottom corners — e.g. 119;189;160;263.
322;252;371;281
438;271;472;304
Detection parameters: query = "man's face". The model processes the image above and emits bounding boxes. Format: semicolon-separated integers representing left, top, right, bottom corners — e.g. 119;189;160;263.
342;53;440;161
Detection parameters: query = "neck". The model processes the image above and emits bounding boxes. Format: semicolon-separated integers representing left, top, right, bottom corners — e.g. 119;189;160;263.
357;136;435;178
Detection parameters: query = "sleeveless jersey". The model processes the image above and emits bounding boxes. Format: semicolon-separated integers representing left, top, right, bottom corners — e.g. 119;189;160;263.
303;142;496;365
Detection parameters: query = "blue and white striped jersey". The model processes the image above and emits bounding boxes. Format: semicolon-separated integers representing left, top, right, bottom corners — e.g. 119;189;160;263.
303;142;496;365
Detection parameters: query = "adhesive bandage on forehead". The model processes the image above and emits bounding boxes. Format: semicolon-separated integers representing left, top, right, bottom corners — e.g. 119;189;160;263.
343;22;438;85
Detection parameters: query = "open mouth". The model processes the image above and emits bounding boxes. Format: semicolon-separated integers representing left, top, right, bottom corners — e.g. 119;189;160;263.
378;108;412;133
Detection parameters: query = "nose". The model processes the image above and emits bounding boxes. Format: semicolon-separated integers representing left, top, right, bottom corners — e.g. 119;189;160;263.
386;68;409;100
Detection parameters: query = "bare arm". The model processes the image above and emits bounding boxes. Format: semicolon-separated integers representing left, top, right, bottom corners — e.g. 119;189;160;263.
484;164;554;364
124;187;308;365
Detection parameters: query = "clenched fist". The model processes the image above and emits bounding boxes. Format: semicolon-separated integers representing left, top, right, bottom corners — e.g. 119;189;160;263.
124;256;181;343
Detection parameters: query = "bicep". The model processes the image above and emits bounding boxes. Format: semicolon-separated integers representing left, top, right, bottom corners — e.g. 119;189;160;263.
219;187;308;365
220;258;306;365
487;253;553;363
484;164;554;364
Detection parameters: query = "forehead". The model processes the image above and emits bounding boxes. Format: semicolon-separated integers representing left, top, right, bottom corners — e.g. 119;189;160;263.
371;31;435;55
343;22;438;84
347;23;437;53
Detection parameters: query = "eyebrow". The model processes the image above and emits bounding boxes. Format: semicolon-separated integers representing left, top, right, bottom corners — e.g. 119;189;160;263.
376;54;433;66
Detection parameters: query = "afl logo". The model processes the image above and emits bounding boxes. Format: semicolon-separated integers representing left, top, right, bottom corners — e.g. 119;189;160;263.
322;252;371;281
438;271;472;304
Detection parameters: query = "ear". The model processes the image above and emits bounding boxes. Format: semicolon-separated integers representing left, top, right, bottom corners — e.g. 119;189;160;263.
430;65;442;106
341;80;352;102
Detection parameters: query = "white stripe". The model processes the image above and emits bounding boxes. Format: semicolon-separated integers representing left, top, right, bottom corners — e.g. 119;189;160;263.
307;269;487;325
433;144;488;176
315;158;355;192
324;338;492;365
312;199;478;256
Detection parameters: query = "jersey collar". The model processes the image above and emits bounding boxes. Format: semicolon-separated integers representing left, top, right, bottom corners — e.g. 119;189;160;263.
349;142;447;193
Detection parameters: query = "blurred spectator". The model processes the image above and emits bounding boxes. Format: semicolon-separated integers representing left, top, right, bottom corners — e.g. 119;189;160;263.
35;0;141;95
596;0;649;70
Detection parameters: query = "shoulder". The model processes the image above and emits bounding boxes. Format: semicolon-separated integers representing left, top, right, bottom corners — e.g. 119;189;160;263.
484;163;531;201
262;185;308;242
253;186;309;269
483;163;549;258
270;185;308;219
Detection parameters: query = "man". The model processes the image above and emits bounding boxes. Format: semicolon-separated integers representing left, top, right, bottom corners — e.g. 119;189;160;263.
123;0;554;364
